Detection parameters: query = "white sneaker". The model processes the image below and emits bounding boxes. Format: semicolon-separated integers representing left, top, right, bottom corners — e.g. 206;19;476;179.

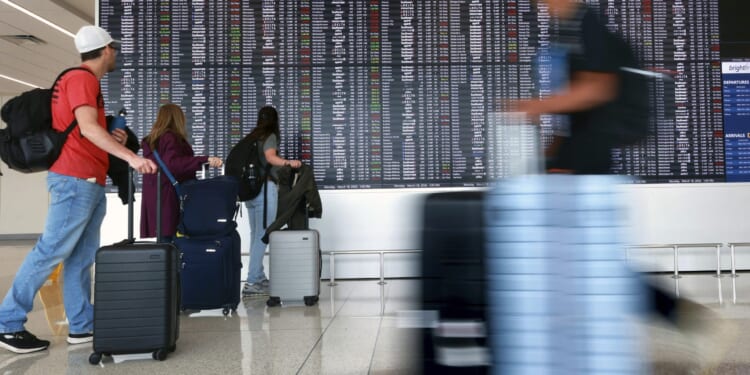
67;332;93;345
242;282;269;297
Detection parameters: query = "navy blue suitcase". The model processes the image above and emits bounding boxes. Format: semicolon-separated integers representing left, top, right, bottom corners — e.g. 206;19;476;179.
177;175;239;237
152;151;240;238
174;230;241;315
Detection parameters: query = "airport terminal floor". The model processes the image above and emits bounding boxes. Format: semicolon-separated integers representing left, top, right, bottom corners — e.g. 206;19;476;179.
0;239;750;374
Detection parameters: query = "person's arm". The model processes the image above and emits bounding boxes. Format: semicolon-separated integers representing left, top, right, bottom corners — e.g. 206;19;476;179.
157;132;209;181
74;105;156;174
264;148;301;168
516;71;618;116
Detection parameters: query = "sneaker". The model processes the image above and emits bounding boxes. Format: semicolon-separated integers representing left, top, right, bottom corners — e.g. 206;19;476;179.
0;330;50;354
67;332;93;345
242;282;269;297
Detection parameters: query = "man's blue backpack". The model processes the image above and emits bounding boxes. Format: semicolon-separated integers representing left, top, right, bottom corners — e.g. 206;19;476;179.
0;67;92;173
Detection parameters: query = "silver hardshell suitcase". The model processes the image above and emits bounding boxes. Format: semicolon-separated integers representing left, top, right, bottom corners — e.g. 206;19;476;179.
266;229;320;306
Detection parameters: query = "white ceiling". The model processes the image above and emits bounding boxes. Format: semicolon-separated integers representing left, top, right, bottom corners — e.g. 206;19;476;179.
0;0;94;95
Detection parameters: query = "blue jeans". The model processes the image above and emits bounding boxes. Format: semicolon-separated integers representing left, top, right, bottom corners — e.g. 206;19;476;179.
244;181;277;284
0;172;106;334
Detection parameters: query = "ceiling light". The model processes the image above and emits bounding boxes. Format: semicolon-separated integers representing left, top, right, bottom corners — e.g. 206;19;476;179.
0;74;42;89
0;0;75;38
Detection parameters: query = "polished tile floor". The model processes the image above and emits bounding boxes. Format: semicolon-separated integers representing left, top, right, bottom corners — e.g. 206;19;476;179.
0;240;749;374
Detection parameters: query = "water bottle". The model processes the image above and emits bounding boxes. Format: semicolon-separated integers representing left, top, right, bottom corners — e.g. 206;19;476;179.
109;108;127;131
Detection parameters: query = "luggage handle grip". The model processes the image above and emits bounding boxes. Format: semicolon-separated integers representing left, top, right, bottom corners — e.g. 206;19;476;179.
126;167;165;243
198;162;225;179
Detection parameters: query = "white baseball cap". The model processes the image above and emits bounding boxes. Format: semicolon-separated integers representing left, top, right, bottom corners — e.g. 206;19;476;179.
74;25;120;53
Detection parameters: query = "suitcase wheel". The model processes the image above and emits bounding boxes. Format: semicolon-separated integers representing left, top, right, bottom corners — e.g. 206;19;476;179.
152;349;168;361
266;296;281;307
222;307;230;316
88;352;102;365
304;296;318;306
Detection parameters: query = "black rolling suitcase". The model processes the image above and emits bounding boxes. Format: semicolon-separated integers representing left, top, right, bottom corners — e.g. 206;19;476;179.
89;169;179;364
421;191;490;373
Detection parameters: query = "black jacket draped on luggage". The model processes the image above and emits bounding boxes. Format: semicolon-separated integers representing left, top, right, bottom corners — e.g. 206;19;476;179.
262;163;322;243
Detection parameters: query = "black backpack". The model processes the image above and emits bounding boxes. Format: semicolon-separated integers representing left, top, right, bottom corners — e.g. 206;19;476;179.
0;67;92;173
225;134;269;201
602;33;653;146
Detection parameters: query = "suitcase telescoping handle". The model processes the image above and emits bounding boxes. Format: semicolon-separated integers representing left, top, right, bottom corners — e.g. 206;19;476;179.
127;167;134;241
198;162;224;180
125;167;163;243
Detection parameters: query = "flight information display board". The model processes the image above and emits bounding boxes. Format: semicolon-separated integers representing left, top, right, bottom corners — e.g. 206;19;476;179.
97;1;737;188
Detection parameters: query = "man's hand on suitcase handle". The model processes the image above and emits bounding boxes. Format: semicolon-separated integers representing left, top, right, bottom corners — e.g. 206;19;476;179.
129;156;157;174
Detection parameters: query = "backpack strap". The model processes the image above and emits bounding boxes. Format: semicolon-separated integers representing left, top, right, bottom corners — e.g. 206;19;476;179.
258;138;270;229
52;67;93;89
52;67;97;138
262;173;268;229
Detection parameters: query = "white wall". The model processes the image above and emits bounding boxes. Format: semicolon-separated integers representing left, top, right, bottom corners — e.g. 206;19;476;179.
100;188;451;279
0;95;49;238
3;144;750;277
94;182;750;278
624;183;750;272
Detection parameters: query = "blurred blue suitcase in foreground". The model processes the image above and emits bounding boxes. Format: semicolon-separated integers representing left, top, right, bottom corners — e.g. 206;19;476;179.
485;175;645;375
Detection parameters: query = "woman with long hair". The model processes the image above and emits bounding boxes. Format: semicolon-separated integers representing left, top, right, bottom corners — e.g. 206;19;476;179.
140;103;222;242
243;105;301;296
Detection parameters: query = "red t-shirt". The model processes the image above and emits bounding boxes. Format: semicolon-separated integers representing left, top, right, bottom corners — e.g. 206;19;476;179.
49;65;109;185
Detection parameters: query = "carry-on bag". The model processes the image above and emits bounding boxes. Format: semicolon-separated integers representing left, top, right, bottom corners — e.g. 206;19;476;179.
266;229;321;307
174;229;241;315
421;191;490;373
485;175;644;374
90;169;180;364
152;150;239;237
159;161;241;315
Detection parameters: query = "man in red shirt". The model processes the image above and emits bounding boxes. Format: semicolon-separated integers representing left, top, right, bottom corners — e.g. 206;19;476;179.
0;25;156;354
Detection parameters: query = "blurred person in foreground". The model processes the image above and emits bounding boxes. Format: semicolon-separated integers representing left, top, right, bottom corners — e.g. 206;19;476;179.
511;0;733;372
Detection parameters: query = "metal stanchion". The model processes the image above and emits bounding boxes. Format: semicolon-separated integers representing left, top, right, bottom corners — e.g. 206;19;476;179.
714;244;723;278
328;252;337;286
378;252;386;285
